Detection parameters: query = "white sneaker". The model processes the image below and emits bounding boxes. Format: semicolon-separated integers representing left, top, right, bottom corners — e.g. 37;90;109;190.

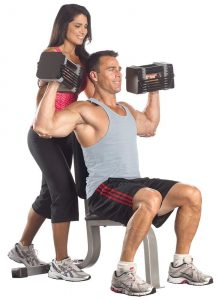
48;257;90;282
111;270;156;296
168;257;213;286
8;243;46;267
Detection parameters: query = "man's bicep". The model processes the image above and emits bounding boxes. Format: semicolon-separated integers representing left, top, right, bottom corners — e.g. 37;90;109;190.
136;111;156;137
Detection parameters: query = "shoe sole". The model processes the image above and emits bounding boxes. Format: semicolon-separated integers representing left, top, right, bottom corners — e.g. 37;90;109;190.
8;252;29;266
48;271;91;282
167;275;213;286
111;285;156;296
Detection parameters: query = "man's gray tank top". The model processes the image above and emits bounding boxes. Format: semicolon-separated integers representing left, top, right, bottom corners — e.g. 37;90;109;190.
82;98;140;198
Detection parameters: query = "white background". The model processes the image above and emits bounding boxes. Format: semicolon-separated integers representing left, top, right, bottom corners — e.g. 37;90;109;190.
0;0;219;299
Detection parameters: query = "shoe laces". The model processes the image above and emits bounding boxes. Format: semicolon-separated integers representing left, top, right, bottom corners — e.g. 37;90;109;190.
25;247;39;264
184;261;203;277
62;258;81;272
127;271;147;285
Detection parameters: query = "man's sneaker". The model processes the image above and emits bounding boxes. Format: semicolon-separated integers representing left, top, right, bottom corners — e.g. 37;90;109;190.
168;257;213;286
111;270;156;296
8;243;46;267
48;257;91;282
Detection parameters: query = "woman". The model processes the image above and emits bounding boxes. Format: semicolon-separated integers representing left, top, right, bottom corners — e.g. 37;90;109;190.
8;4;94;282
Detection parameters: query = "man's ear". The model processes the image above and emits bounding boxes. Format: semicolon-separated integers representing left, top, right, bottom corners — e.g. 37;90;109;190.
89;70;98;82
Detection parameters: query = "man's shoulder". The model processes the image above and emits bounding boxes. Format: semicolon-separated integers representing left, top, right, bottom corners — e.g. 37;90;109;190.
67;100;97;113
68;100;90;107
118;101;135;112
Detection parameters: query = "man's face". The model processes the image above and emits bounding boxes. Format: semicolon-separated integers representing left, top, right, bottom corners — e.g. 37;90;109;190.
96;56;122;94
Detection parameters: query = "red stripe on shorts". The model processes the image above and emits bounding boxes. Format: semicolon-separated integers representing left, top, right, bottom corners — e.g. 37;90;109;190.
96;183;133;207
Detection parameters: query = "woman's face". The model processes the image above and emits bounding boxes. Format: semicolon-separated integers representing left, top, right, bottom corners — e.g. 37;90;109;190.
66;14;88;45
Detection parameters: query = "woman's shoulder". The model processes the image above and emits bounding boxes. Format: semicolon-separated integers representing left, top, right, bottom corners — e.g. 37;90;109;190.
43;47;61;53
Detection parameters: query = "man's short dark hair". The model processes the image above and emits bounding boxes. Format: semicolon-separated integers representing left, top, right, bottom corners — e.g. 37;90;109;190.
86;50;118;76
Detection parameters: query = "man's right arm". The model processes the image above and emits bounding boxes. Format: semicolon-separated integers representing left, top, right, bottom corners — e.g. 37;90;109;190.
33;81;84;138
120;91;160;137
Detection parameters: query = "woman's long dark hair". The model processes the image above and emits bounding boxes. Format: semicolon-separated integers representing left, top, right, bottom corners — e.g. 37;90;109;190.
48;4;92;65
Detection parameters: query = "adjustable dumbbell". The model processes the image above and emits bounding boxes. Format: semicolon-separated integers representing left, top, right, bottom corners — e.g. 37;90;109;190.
126;62;174;94
36;52;85;93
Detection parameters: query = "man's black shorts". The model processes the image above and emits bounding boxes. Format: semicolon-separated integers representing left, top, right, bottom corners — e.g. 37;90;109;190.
88;177;178;227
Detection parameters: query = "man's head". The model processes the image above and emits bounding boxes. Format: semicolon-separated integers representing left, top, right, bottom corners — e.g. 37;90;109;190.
86;50;122;94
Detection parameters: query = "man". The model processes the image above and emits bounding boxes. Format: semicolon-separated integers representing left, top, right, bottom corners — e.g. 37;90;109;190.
34;50;213;296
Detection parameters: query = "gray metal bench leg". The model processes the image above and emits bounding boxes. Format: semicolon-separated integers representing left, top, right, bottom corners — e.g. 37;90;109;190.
143;227;160;288
78;223;101;269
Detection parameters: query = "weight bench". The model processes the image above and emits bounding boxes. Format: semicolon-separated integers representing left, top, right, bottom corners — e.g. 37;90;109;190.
77;199;161;288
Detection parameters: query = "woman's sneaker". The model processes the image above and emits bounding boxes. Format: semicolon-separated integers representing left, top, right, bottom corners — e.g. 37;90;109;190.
111;270;156;296
168;257;213;286
8;243;46;267
48;257;91;282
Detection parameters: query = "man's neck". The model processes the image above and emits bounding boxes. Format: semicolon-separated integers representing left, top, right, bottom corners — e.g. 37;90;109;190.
92;92;118;108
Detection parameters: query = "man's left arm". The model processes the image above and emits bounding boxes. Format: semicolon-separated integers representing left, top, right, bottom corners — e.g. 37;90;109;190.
120;91;160;137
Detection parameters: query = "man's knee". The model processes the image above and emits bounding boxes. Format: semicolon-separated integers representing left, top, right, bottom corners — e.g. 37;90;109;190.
133;188;162;215
184;185;202;208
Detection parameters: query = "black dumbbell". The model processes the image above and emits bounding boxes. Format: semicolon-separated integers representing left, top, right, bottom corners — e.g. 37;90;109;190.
126;62;174;94
36;52;85;93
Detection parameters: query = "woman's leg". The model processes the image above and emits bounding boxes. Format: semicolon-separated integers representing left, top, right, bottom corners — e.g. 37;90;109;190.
28;128;79;260
72;133;88;199
20;208;45;246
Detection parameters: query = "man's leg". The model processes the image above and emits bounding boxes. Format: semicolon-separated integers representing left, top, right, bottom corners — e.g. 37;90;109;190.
158;183;213;285
158;183;202;254
120;188;162;261
111;188;161;296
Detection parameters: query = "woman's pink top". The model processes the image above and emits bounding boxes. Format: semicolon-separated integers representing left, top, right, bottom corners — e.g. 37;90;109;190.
54;47;86;111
